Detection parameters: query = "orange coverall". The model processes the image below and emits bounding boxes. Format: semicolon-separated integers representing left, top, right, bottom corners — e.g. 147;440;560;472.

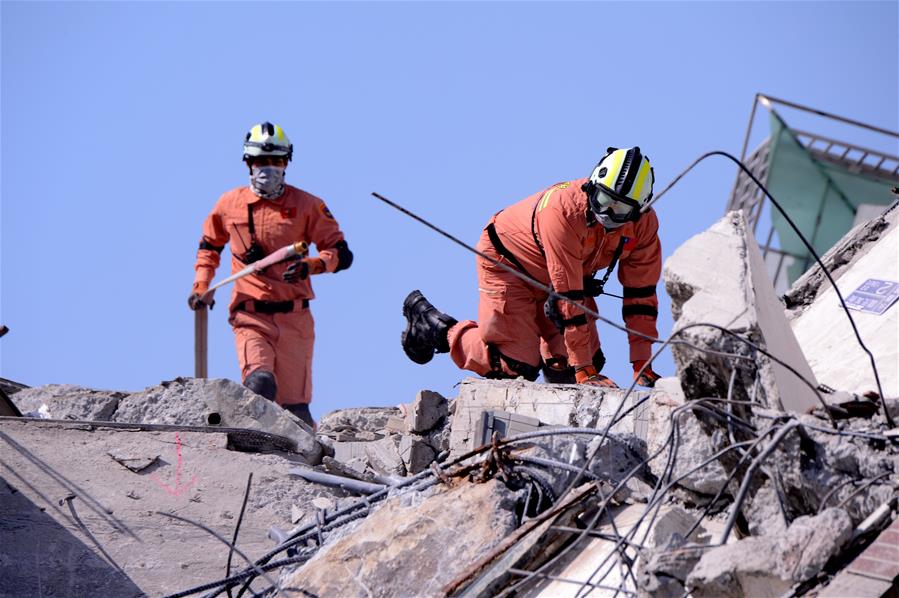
192;185;346;406
448;178;661;378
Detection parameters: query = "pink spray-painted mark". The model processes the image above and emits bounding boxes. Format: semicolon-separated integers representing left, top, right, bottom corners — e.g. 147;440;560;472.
151;432;198;497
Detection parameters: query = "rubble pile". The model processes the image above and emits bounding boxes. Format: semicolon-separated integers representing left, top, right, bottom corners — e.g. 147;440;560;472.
316;389;453;479
3;206;898;597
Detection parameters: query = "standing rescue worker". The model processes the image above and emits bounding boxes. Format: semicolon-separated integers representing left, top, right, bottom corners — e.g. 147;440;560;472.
188;122;353;427
401;147;661;388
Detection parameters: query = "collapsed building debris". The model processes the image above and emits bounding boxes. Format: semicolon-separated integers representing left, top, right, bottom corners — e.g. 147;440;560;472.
787;201;898;397
3;205;898;597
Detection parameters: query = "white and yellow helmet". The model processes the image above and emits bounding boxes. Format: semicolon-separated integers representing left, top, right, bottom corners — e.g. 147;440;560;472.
243;121;293;161
584;147;655;224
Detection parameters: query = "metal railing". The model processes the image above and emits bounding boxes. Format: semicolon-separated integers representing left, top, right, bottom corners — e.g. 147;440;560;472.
726;94;899;293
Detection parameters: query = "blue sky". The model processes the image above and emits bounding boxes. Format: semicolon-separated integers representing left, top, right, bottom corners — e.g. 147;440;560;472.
2;1;897;419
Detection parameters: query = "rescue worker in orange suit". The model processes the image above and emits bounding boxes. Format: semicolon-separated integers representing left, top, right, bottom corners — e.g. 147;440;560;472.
188;122;353;428
401;147;662;388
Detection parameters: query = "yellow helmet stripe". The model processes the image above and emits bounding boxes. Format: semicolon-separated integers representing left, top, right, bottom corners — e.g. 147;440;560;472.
629;158;651;200
600;149;626;190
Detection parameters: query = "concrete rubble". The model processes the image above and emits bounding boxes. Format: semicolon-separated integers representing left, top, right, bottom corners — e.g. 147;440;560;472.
4;206;899;597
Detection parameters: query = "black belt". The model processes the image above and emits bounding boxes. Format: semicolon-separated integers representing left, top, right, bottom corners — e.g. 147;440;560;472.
234;299;309;314
486;222;535;279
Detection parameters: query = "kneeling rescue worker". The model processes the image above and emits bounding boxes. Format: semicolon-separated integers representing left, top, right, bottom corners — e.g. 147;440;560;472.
402;147;662;388
188;122;353;428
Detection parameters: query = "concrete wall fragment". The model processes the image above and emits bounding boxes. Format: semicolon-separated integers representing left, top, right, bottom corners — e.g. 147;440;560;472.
447;378;650;457
789;212;898;396
663;211;819;413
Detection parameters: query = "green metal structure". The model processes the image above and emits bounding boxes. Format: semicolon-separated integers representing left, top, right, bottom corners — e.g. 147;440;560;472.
727;94;899;291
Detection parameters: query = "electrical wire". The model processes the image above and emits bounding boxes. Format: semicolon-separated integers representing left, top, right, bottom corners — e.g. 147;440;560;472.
226;473;253;598
183;147;894;592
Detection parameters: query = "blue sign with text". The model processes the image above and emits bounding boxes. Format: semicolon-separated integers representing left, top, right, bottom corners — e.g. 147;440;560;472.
845;279;899;315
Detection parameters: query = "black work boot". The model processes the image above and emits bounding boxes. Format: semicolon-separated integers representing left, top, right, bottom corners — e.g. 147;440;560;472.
244;369;277;401
284;403;315;431
402;290;458;364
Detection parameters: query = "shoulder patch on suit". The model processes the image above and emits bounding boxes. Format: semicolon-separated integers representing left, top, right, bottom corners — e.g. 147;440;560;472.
319;202;335;220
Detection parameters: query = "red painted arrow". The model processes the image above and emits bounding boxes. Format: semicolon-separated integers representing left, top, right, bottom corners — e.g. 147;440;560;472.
151;432;198;497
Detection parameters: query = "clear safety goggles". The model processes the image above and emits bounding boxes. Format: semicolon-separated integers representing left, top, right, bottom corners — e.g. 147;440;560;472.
244;140;289;154
591;188;640;223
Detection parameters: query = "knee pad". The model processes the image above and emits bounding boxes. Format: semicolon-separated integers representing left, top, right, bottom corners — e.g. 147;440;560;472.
542;357;576;384
486;346;540;382
244;369;277;401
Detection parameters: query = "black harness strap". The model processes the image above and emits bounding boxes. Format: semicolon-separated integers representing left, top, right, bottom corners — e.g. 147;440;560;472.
486;222;535;279
592;236;627;295
247;203;258;245
198;240;224;253
530;200;546;257
485;345;541;381
622;304;658;318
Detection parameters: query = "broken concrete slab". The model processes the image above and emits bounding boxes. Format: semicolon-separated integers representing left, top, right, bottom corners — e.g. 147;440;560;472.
405;389;448;433
0;418;345;597
642;377;730;497
448;378;650;457
399;434;436;474
686;508;853;597
528;503;724;597
785;200;898;317
663;210;819;413
636;508;715;598
427;423;451;455
107;450;160;473
11;383;126;421
739;414;897;533
332;434;407;477
788;207;899;397
318;406;402;440
113;377;322;464
277;479;520;597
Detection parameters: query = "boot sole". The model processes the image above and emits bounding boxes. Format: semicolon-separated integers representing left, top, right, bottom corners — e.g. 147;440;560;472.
402;291;434;365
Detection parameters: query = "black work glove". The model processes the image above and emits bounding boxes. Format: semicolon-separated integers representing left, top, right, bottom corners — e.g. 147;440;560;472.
584;276;605;298
283;260;309;283
281;260;309;283
283;257;326;283
543;293;563;333
187;292;214;310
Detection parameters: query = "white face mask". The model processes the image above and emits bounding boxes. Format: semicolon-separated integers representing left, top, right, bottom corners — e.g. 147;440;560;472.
597;212;627;230
250;165;285;200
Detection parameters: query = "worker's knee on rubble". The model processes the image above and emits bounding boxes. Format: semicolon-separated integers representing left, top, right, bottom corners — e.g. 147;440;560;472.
542;357;576;384
592;348;606;373
334;240;353;272
244;369;277;401
486;346;540;381
284;403;315;429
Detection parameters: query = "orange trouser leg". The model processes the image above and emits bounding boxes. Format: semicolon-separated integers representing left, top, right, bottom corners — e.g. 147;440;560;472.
447;252;543;377
231;308;315;405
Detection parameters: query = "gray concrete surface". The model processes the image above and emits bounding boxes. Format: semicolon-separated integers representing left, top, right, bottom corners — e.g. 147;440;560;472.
0;418;344;597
